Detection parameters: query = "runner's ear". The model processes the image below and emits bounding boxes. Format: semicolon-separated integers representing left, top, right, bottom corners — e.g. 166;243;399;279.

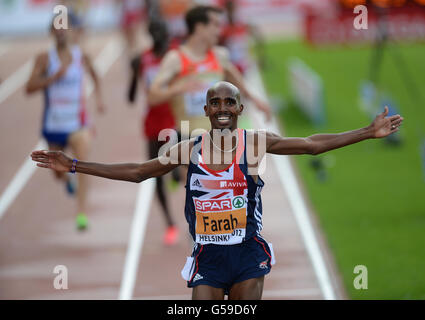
238;104;244;114
204;104;208;116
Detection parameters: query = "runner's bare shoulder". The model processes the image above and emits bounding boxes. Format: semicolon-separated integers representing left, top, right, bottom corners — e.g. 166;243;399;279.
160;49;181;72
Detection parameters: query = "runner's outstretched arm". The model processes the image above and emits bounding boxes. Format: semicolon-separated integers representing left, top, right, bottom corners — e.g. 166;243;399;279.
265;107;404;155
83;53;106;113
30;139;193;183
128;56;141;104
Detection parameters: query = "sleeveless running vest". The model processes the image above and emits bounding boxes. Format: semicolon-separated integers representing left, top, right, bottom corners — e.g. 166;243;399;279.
140;49;175;139
185;129;265;245
172;48;224;134
43;46;86;134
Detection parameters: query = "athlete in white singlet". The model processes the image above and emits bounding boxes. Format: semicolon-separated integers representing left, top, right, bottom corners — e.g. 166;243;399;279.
26;16;105;230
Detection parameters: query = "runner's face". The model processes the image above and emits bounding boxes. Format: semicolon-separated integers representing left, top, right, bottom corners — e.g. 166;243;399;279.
51;27;69;47
203;12;222;46
205;86;243;131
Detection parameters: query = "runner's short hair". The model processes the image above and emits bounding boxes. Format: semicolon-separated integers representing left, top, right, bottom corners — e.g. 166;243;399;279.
185;5;223;35
50;11;78;31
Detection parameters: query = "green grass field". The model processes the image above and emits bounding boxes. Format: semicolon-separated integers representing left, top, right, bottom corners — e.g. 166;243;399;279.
260;39;425;299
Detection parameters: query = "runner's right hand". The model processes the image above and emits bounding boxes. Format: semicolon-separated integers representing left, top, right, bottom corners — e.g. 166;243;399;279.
53;62;71;81
172;77;204;95
31;150;73;173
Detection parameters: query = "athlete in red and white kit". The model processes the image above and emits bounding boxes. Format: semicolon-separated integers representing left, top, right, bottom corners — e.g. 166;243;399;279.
118;0;147;54
219;0;265;74
128;19;180;245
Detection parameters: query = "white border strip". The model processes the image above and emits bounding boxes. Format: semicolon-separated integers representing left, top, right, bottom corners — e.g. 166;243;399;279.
0;37;123;221
246;65;336;300
0;59;33;105
118;179;156;300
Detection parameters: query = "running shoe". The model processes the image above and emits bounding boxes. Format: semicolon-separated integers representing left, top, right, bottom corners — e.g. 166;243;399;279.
76;213;88;231
163;226;179;246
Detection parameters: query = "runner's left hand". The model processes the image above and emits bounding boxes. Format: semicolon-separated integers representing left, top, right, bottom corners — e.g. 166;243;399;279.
369;106;404;138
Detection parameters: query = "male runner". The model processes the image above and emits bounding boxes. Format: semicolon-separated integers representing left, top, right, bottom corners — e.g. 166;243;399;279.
31;81;404;299
26;16;105;230
118;0;147;55
219;0;265;74
148;5;271;136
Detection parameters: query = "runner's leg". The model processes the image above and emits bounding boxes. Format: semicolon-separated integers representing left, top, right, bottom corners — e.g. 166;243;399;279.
228;276;264;300
148;139;174;227
192;285;225;300
68;128;91;215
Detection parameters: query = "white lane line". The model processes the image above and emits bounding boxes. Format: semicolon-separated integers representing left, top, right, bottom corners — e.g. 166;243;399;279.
119;179;156;300
0;140;46;220
85;37;124;93
0;59;33;105
0;37;124;221
246;64;337;300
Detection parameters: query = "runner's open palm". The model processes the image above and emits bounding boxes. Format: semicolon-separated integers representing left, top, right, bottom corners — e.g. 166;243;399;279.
31;150;72;173
370;106;404;138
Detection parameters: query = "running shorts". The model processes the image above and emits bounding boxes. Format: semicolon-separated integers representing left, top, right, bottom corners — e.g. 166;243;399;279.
182;236;275;295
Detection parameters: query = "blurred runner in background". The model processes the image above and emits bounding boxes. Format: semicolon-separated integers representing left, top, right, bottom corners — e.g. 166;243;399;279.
149;5;271;137
128;19;180;246
25;14;106;231
158;0;194;45
117;0;147;56
219;0;265;74
60;0;88;45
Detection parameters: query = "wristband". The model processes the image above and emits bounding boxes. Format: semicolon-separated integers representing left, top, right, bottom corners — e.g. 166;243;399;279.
70;159;78;174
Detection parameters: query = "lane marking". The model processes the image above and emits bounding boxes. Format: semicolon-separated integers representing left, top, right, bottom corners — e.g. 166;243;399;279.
0;37;124;221
0;59;33;105
246;64;337;300
118;179;156;300
0;140;46;220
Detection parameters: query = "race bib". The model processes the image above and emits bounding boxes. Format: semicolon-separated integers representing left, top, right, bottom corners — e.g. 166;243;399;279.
183;89;206;116
194;196;247;245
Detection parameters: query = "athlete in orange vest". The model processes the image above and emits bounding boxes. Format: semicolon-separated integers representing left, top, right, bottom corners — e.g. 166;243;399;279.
148;5;272;136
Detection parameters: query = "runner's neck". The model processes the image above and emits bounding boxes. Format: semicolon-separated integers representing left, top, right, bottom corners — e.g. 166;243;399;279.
183;37;211;61
56;43;70;54
208;128;239;153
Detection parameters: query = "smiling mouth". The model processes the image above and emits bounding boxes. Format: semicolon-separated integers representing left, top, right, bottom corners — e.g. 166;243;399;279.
216;114;232;124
